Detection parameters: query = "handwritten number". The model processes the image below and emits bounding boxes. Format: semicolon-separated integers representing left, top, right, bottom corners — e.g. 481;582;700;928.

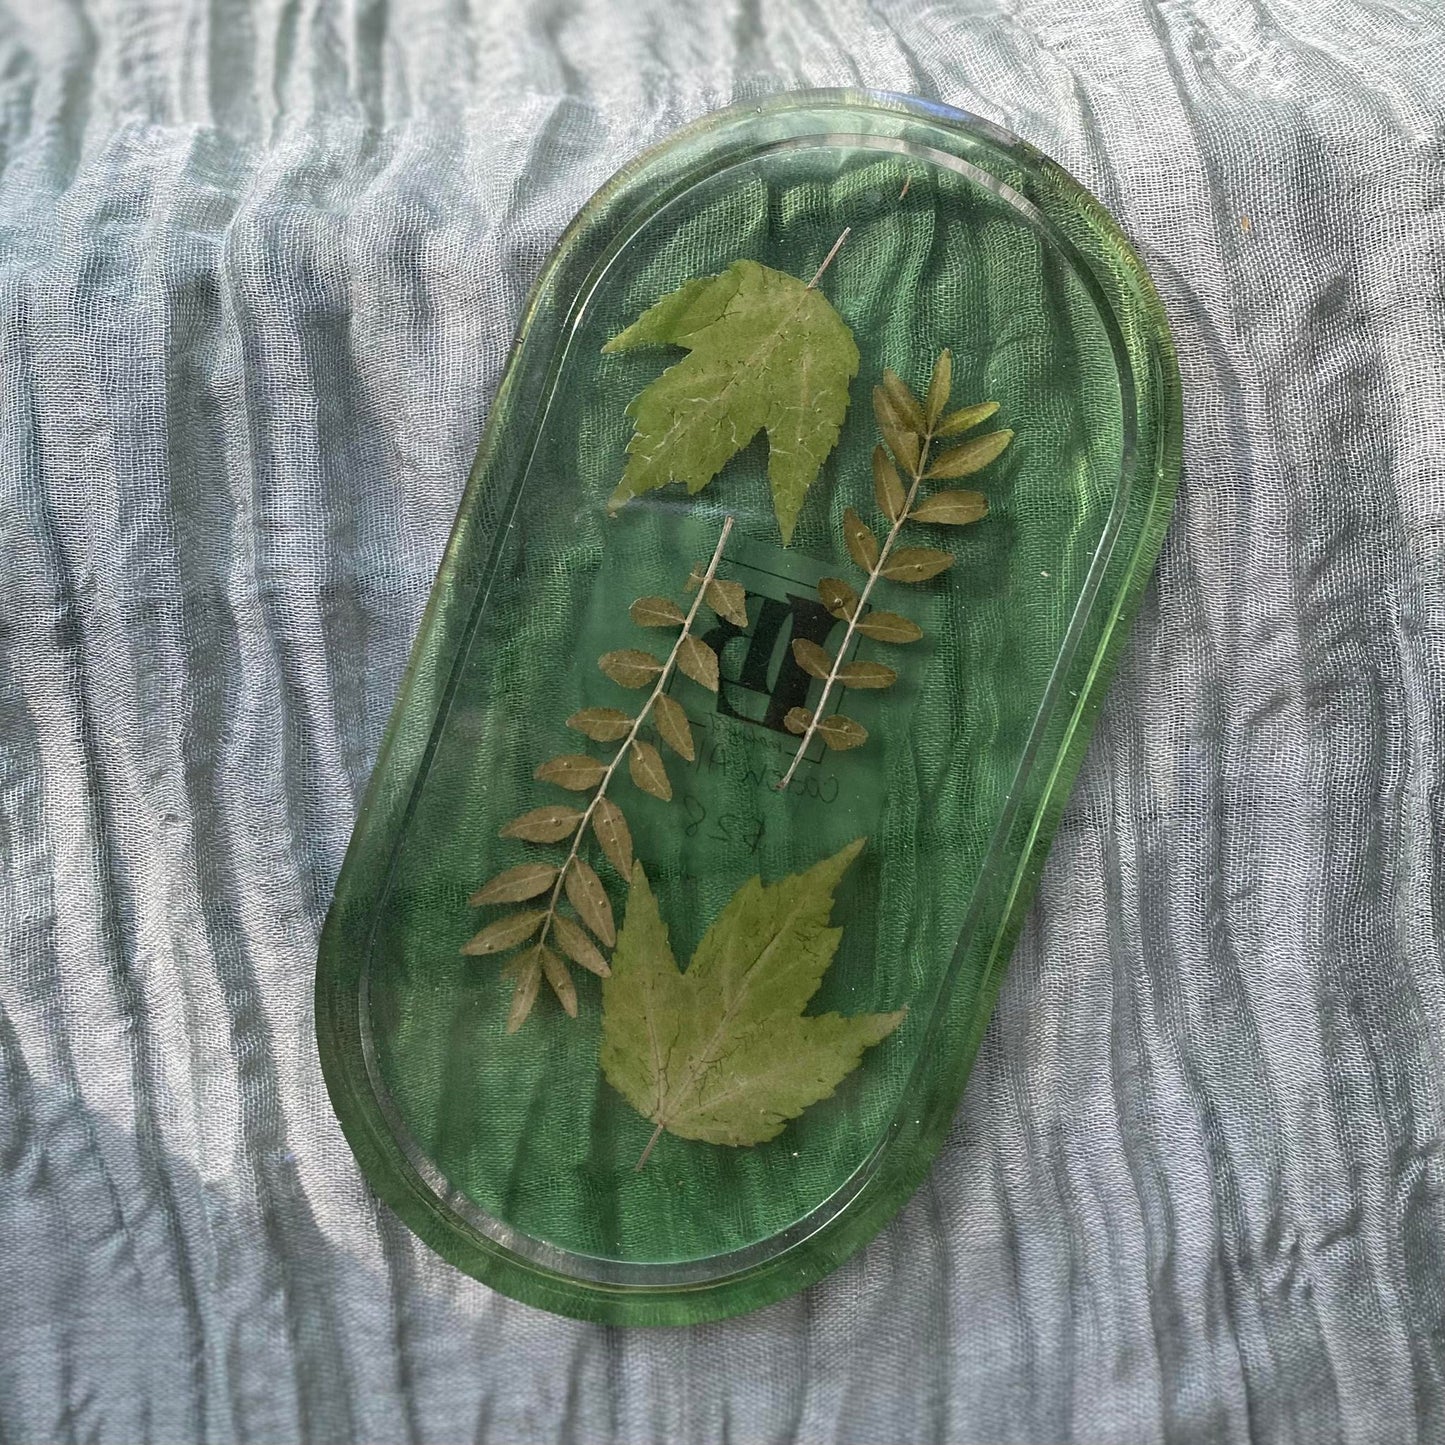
682;794;707;837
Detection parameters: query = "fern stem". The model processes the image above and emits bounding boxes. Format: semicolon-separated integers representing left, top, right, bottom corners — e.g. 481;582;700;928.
777;431;936;790
536;516;737;956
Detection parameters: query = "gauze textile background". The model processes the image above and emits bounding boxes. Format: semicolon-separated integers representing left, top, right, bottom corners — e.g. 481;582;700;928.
2;2;1444;1442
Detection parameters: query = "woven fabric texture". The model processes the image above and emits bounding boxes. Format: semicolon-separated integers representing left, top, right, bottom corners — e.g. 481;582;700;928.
1;2;1443;1441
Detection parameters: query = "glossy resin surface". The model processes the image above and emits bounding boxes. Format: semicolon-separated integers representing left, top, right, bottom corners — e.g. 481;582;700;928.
316;91;1181;1324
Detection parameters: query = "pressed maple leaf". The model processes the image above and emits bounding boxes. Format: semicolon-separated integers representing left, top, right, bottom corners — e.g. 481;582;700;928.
600;838;904;1165
603;259;860;544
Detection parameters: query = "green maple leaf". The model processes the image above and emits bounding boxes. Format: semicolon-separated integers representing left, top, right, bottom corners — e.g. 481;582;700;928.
600;838;904;1158
602;259;861;544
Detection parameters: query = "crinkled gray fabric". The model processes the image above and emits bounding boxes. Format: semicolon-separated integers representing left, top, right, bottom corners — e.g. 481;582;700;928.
2;1;1443;1440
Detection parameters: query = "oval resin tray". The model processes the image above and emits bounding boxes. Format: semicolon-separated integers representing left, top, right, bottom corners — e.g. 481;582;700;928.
317;90;1181;1325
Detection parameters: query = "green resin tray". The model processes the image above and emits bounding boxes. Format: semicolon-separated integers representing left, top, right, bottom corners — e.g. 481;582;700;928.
316;90;1181;1325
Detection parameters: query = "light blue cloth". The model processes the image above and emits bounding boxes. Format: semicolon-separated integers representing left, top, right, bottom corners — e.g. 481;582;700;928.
2;2;1443;1441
